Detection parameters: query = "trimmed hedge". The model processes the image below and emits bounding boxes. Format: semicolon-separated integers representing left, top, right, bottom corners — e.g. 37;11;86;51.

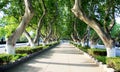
106;57;120;71
87;49;107;64
88;48;106;56
0;53;27;65
70;41;90;53
95;56;106;64
77;45;90;53
16;46;44;54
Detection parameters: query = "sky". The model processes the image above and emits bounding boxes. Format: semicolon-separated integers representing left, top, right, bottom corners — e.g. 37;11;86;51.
0;11;4;18
116;17;120;24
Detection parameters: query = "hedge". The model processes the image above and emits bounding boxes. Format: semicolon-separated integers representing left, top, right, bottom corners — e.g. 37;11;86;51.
16;46;49;54
95;56;106;64
0;53;27;65
70;41;90;53
88;48;106;56
106;57;120;71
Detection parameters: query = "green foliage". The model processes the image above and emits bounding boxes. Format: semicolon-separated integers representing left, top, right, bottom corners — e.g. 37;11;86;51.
45;41;59;47
0;16;19;38
0;27;5;38
16;41;59;54
111;24;120;39
0;54;13;65
11;54;27;62
77;45;90;53
0;0;9;9
70;41;90;52
88;48;106;56
0;53;27;65
95;56;106;64
16;46;43;54
106;57;120;71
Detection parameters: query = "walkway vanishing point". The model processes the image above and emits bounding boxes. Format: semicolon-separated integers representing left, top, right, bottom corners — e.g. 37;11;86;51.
7;42;103;72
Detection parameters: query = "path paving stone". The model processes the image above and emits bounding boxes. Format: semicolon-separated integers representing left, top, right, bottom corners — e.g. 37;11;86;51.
6;43;103;72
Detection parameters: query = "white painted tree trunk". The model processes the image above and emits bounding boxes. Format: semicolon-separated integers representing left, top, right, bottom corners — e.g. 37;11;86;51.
5;0;34;54
71;0;116;57
81;42;85;47
6;44;15;55
24;30;35;47
42;42;46;46
106;48;116;57
77;41;80;45
30;42;35;47
90;44;96;48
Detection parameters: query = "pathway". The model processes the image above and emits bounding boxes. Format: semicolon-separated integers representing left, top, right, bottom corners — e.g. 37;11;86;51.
6;43;103;72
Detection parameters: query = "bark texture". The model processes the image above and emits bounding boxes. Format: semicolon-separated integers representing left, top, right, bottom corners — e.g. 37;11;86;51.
72;0;115;57
6;0;34;54
34;0;46;44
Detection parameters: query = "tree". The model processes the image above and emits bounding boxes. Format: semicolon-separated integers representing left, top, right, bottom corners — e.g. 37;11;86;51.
71;0;120;57
6;0;34;54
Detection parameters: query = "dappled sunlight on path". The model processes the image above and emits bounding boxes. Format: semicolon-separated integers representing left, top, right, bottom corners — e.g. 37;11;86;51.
6;43;103;72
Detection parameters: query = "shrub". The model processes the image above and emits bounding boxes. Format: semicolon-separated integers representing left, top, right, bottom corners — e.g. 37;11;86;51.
11;54;27;62
78;45;90;53
95;56;106;64
70;41;90;53
88;48;106;56
16;47;33;54
16;46;43;54
0;53;27;65
32;46;43;52
0;54;13;65
106;57;120;71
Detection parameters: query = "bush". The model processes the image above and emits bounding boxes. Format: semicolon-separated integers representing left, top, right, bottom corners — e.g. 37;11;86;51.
32;46;43;52
11;54;27;62
70;41;90;53
0;54;13;65
16;46;43;54
16;41;59;54
16;47;33;54
0;53;27;65
88;48;106;56
95;56;106;64
106;57;120;71
78;45;90;53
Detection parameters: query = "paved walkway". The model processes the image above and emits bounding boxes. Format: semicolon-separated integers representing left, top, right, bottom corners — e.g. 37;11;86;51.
6;43;103;72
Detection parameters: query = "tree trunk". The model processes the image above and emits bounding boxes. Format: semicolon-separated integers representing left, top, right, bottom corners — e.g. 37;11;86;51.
81;40;85;47
90;40;97;48
80;31;87;47
34;0;46;45
6;0;34;54
43;2;58;45
90;31;99;48
24;30;35;47
74;19;81;42
43;21;53;43
72;0;116;57
71;33;77;42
